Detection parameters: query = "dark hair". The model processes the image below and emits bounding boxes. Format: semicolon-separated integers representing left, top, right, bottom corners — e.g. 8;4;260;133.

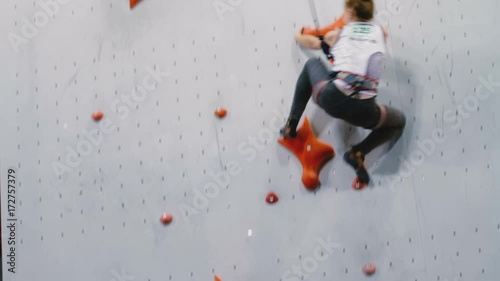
345;0;374;21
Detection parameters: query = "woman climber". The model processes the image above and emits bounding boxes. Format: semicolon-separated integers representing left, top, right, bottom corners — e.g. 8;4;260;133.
281;0;406;185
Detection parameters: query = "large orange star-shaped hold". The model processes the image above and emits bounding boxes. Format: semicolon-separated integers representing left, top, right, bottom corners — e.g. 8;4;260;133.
130;0;142;9
278;117;335;190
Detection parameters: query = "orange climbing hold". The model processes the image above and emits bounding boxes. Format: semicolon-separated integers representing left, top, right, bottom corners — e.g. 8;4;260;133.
278;117;335;190
214;108;228;118
92;111;103;121
362;263;376;275
301;13;347;37
214;274;223;281
130;0;142;9
160;213;173;225
265;192;279;204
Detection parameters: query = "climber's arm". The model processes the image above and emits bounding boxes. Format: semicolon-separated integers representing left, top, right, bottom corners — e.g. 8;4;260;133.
382;26;388;41
295;33;322;50
323;29;340;47
317;13;347;36
301;13;347;37
295;13;346;51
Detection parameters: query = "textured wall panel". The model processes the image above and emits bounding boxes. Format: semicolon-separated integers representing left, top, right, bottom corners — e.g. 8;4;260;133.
1;0;499;281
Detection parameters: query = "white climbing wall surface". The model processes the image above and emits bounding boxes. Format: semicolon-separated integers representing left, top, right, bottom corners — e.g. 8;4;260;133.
1;0;499;281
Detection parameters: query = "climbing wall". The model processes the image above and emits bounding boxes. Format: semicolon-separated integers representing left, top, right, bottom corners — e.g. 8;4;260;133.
1;0;499;281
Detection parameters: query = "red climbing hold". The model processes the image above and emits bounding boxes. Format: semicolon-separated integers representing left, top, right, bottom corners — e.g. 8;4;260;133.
352;178;367;190
92;111;103;121
214;275;223;281
160;213;173;225
362;263;376;275
214;108;227;118
265;192;279;204
130;0;142;9
278;117;335;190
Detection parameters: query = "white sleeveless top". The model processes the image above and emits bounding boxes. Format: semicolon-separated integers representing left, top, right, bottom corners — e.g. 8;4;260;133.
331;22;387;96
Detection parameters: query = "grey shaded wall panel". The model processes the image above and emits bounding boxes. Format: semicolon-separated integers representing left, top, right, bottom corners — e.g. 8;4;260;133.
1;0;498;281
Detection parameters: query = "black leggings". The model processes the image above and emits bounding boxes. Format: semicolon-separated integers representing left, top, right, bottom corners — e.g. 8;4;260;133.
288;58;406;155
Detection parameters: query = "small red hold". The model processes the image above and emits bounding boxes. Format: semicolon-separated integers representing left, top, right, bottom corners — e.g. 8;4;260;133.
92;111;104;121
265;192;279;204
160;212;173;225
214;274;223;281
130;0;142;9
214;108;227;118
362;263;376;276
352;178;367;190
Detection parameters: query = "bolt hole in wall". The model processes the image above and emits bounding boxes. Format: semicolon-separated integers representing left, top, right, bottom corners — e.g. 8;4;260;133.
1;0;500;281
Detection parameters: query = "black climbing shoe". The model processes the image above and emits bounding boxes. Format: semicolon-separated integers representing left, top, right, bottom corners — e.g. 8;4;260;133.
279;118;298;138
279;125;297;138
343;150;370;184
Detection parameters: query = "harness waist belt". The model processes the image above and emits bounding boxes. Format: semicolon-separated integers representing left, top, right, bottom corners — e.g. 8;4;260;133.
336;72;378;92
